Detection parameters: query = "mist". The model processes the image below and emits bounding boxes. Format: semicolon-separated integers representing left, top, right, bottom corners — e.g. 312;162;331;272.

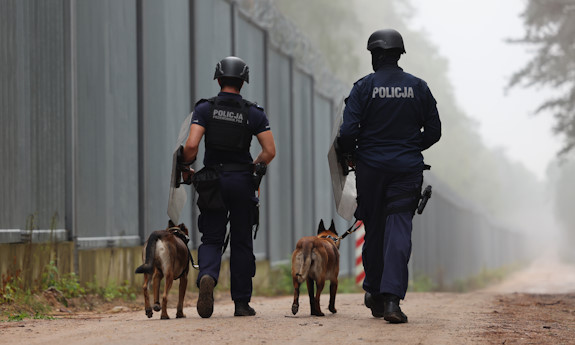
274;0;573;262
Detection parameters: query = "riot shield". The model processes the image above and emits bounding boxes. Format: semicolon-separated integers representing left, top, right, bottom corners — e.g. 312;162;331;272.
167;112;194;224
327;99;357;221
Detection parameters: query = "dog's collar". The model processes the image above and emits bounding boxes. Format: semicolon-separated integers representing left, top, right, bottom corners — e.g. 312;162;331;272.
319;234;340;243
168;226;190;244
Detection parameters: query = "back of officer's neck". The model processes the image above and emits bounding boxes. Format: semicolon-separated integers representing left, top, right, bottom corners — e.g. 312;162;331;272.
220;85;241;94
374;60;400;72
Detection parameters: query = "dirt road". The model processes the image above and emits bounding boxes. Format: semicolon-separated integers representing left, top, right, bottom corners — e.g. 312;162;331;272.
2;255;575;345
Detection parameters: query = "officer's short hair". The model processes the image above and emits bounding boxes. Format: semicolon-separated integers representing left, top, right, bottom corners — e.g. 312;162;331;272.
371;48;402;60
218;77;244;91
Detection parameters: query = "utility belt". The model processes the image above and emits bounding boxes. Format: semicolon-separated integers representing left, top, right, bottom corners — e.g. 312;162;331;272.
192;162;267;254
342;183;433;240
191;163;266;212
191;164;251;212
385;189;423;216
209;163;254;173
378;164;431;216
385;185;432;216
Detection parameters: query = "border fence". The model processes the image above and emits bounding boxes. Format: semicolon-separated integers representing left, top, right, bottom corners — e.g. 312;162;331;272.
0;0;527;289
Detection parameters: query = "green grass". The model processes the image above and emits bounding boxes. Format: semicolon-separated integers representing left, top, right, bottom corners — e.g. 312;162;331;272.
5;312;55;322
1;260;138;321
409;273;436;292
85;279;137;303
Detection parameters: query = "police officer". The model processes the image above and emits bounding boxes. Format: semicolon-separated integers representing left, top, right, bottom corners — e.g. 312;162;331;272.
181;56;276;318
338;29;441;323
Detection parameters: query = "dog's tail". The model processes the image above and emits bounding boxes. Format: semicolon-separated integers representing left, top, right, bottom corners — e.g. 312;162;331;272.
294;241;314;284
135;231;161;274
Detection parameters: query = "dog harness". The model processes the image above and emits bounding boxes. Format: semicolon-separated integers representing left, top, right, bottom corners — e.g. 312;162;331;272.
167;226;199;276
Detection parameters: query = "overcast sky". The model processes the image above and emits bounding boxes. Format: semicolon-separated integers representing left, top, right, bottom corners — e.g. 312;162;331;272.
409;0;561;180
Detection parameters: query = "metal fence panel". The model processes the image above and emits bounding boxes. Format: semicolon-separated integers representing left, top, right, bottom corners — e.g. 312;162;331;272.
312;95;334;226
266;47;294;264
0;0;66;236
142;0;192;235
193;0;232;101
75;0;139;246
292;69;314;242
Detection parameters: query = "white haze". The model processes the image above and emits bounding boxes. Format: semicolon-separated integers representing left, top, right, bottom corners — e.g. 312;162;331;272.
405;0;565;253
409;0;562;182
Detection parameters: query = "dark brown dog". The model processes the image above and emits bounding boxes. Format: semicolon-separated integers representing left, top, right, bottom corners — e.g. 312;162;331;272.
291;219;340;316
135;220;190;319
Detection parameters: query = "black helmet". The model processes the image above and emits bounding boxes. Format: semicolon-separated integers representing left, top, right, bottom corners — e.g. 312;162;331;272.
213;56;249;83
367;29;406;54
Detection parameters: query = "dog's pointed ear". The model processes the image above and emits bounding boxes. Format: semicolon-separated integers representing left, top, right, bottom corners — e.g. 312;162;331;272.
168;219;176;228
318;219;325;234
329;219;338;235
178;223;189;235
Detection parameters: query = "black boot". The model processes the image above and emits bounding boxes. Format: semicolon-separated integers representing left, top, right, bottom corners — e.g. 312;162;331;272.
234;301;256;316
197;275;215;318
364;292;385;318
382;293;408;323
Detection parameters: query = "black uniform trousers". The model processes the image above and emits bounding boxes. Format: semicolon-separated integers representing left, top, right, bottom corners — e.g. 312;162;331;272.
355;160;422;299
196;171;258;302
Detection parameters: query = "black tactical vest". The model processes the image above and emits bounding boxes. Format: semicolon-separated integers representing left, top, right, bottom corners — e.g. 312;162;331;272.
204;97;252;152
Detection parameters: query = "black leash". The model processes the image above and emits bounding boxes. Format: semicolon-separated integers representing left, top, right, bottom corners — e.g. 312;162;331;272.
222;221;231;254
340;220;364;240
168;226;199;270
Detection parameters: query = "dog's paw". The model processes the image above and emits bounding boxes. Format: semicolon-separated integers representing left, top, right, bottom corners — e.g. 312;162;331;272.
311;310;325;317
291;303;299;315
145;308;153;318
176;312;186;319
153;303;161;312
160;314;170;320
329;305;337;314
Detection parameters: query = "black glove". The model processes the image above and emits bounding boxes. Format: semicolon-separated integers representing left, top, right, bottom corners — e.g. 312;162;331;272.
253;162;267;191
176;146;194;187
254;162;267;176
334;138;355;176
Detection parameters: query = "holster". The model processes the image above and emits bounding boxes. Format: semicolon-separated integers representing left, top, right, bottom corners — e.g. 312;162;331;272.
417;185;432;214
191;167;225;212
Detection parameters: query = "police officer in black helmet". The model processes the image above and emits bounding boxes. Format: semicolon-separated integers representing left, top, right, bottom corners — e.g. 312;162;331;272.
181;56;276;318
338;29;441;323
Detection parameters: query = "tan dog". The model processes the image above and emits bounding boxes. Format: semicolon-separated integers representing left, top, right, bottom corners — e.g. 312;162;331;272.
135;220;190;319
291;219;340;316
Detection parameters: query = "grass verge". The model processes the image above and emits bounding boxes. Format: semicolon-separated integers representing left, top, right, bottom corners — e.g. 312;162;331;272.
1;260;138;322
